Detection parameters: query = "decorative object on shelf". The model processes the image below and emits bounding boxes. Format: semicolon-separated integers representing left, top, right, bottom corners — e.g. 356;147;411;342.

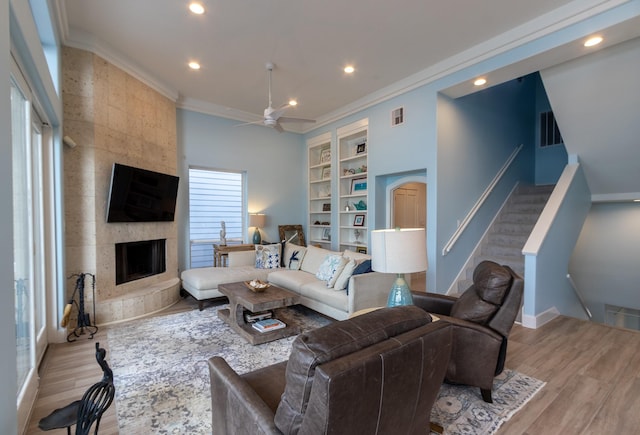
219;221;226;245
371;228;427;307
323;203;331;211
354;228;361;243
353;214;365;226
321;166;331;180
343;168;356;176
354;165;367;173
322;228;331;240
249;213;266;244
350;177;367;194
356;140;366;154
357;246;367;254
278;224;306;246
352;200;367;210
320;147;331;163
345;205;350;211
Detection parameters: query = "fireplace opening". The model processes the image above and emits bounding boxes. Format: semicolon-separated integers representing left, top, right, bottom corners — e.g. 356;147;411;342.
115;239;166;285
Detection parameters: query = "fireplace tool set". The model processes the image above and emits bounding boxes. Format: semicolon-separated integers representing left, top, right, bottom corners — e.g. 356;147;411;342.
62;272;98;342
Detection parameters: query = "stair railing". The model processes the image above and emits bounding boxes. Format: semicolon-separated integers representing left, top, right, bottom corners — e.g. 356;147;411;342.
567;273;593;320
442;144;523;256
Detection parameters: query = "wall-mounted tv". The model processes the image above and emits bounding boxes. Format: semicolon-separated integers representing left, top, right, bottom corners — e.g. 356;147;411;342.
106;163;179;223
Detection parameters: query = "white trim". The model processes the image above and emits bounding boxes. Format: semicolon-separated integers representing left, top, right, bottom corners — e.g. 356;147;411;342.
521;306;560;329
591;192;640;203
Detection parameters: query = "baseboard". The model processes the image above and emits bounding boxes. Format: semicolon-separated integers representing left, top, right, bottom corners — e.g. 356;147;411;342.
521;306;560;329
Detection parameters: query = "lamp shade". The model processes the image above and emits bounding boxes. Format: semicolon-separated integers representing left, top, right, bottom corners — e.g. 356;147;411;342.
371;228;428;274
249;213;266;228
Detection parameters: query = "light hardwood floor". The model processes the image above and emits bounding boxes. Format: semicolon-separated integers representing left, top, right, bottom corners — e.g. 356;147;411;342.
26;299;640;434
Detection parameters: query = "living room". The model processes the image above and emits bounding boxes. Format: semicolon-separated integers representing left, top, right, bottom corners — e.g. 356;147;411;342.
3;1;640;434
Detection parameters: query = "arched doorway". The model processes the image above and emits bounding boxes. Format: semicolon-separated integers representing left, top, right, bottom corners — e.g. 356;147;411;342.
387;178;427;291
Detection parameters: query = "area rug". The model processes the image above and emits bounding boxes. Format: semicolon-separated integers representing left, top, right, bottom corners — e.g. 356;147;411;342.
107;306;544;434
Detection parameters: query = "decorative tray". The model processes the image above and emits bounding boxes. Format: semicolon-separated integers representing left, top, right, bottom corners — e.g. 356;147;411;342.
244;280;270;292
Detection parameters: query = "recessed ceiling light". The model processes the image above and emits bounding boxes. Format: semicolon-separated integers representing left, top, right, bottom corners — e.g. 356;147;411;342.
288;100;297;106
474;78;487;86
188;61;201;70
189;2;205;15
634;199;640;202
344;65;355;74
584;36;603;47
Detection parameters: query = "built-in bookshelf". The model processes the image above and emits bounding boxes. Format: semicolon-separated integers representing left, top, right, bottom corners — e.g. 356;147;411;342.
307;132;333;248
338;119;368;253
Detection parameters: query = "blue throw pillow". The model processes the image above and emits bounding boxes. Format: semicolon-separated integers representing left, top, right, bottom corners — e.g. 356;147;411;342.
352;259;372;275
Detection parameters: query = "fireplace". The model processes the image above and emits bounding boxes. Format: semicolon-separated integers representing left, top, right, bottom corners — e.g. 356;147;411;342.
115;239;166;285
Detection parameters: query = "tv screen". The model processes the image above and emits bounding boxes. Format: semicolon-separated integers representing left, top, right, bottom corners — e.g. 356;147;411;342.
106;163;179;222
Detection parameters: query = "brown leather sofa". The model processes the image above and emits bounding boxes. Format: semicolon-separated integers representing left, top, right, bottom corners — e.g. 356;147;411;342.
411;260;524;403
208;305;452;435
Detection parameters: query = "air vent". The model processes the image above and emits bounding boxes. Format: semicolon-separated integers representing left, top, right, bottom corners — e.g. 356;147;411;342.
391;107;404;126
540;111;564;147
605;304;640;331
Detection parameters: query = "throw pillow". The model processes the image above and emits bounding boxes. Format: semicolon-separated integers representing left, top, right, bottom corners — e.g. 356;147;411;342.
327;257;349;288
333;259;357;291
283;242;307;270
352;259;372;275
300;245;338;274
315;254;347;284
255;244;281;269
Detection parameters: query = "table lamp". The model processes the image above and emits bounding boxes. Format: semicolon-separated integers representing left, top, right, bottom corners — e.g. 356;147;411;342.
249;214;266;244
371;228;428;307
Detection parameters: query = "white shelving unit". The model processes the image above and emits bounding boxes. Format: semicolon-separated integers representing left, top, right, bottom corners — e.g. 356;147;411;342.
338;119;368;253
307;132;333;248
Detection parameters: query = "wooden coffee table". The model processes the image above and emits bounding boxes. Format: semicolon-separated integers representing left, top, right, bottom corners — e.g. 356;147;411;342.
217;281;301;345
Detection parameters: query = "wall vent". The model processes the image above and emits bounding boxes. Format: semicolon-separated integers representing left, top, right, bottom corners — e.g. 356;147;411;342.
605;304;640;331
391;107;404;126
539;111;564;147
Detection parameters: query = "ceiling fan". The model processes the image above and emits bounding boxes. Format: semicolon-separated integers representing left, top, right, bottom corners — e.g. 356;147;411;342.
239;62;315;133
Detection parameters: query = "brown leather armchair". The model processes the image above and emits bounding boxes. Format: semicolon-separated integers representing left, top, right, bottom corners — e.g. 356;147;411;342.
411;260;523;403
208;305;452;435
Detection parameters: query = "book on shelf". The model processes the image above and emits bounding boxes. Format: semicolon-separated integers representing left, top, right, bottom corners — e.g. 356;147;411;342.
252;318;286;333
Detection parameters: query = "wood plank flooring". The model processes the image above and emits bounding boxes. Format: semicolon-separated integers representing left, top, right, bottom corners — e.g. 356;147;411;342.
25;300;640;434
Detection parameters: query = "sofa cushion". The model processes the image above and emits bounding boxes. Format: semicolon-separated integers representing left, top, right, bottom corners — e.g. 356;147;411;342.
181;266;270;293
300;246;340;274
283;243;307;270
274;306;432;434
268;270;319;293
298;281;348;311
343;249;371;262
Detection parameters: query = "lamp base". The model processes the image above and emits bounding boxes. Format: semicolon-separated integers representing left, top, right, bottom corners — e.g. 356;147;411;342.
386;274;413;307
253;228;262;244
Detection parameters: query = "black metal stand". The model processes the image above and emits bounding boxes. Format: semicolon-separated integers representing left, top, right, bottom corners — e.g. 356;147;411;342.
67;273;98;342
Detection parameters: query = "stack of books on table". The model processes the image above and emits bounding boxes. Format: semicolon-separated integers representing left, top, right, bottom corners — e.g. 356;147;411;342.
244;310;273;323
252;318;286;333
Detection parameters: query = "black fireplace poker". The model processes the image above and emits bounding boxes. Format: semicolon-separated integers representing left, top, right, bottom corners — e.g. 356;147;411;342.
66;272;99;342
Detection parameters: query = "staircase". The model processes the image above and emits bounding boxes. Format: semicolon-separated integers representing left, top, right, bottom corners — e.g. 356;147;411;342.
453;184;554;295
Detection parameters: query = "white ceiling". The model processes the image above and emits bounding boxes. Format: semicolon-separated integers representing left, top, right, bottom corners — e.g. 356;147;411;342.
60;0;619;130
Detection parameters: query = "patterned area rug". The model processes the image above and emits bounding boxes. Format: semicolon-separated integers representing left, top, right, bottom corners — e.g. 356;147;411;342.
107;306;544;434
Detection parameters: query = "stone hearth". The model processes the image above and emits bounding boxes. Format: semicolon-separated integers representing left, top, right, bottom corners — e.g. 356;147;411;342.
63;46;180;325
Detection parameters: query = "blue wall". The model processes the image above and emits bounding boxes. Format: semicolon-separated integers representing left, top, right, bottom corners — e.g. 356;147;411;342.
176;110;305;270
534;73;568;184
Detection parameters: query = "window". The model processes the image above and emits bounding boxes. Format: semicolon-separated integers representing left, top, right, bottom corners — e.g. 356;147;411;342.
539;111;564;147
189;168;246;268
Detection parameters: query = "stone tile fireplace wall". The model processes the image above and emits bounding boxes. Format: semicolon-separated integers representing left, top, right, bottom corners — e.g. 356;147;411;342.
63;46;180;325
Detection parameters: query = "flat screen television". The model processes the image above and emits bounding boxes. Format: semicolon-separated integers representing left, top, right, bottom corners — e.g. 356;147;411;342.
106;163;179;222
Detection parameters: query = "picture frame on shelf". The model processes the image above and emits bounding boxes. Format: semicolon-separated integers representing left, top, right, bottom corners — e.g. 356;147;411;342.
322;228;331;240
353;214;365;226
320;148;331;164
350;177;367;194
357;247;367;254
321;166;331;180
356;141;366;155
322;203;331;211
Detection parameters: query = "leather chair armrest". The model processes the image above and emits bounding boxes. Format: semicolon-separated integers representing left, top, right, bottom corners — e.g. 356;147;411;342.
411;291;456;316
208;356;282;435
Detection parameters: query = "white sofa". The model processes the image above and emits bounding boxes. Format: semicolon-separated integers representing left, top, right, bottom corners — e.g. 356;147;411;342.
180;244;396;320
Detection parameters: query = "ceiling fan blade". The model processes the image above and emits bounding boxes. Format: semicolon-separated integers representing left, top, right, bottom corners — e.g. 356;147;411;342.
235;119;265;127
273;123;284;133
278;116;316;124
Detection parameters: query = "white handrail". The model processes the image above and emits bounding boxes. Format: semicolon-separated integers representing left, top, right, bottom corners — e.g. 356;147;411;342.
442;144;523;256
567;273;593;320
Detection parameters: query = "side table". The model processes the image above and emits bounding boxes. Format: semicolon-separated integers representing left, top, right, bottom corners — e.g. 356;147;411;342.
214;243;255;267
